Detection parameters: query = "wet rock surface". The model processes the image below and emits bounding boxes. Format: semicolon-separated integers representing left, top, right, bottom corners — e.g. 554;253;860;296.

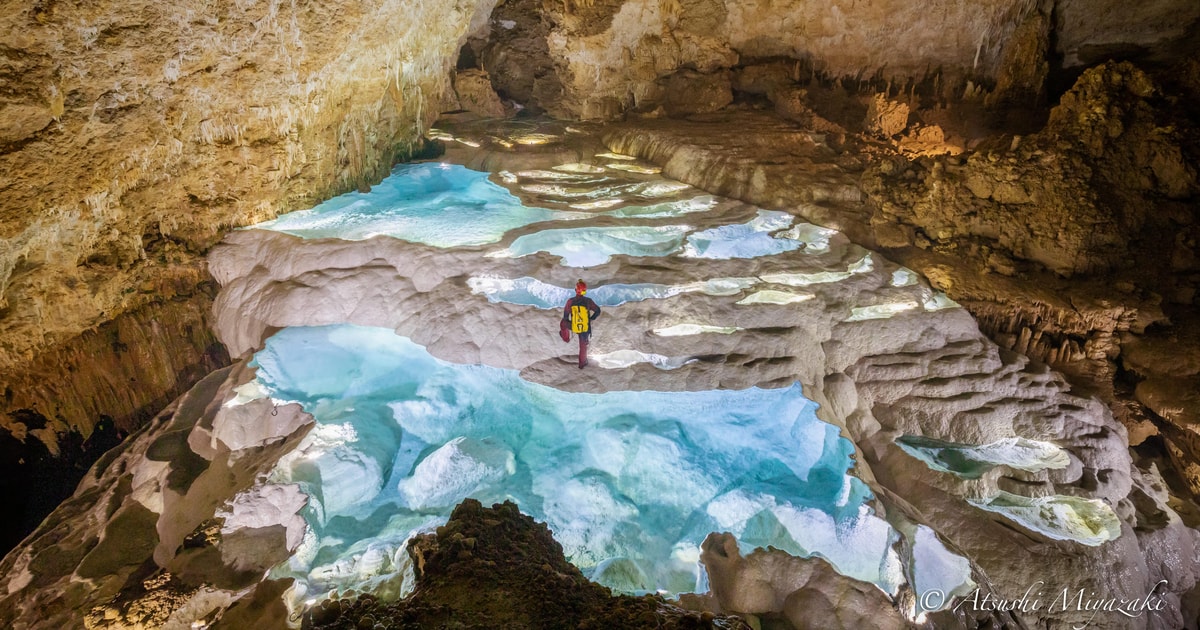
2;115;1198;629
207;119;1196;628
301;499;750;630
601;61;1200;516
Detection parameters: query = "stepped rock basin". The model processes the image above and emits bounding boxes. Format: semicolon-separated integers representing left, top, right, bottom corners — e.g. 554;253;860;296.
0;120;1195;630
253;324;919;601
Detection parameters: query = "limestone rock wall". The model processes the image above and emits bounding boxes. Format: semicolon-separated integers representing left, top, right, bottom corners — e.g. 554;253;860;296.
537;0;1029;119
0;274;228;439
0;360;315;630
0;280;229;554
469;0;1200;121
868;62;1198;279
3;0;1198;445
0;0;499;375
1055;0;1200;67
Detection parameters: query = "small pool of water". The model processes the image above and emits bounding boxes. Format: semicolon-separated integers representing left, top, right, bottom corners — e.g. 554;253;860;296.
467;276;756;309
967;492;1120;546
897;435;1069;480
252;163;560;247
682;210;805;259
491;225;692;267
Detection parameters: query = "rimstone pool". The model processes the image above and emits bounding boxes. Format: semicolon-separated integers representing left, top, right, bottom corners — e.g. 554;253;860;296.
238;157;991;615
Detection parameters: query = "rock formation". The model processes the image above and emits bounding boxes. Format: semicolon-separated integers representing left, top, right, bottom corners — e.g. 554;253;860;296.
3;0;1200;627
301;499;750;630
690;532;911;630
0;0;499;447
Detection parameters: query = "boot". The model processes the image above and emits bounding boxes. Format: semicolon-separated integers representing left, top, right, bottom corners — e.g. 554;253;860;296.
579;338;588;369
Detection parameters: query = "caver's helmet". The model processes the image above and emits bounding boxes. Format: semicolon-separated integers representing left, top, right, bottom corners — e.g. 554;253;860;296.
575;279;587;295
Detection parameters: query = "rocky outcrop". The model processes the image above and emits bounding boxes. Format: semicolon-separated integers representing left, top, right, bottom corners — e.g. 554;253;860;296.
468;0;564;115
460;0;1200;121
0;276;227;439
0;0;501;376
0;278;229;556
603;60;1200;504
453;69;513;119
533;0;1030;119
302;499;750;630
0;0;498;560
988;8;1051;108
3;119;1198;629
0;360;313;630
687;532;911;630
869;62;1197;278
863;61;1200;473
864;94;911;138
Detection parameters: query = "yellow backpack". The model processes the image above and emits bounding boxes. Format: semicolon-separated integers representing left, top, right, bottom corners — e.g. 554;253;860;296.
570;302;590;333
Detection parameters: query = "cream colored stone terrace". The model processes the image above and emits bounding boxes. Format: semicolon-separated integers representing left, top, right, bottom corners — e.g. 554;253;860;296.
2;130;1194;628
2;0;1197;381
213;130;1193;627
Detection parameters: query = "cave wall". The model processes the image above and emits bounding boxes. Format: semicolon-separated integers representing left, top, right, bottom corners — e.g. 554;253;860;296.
3;0;1199;397
1055;0;1200;67
0;0;499;378
531;0;1036;119
0;0;501;552
472;0;1200;120
2;0;1199;564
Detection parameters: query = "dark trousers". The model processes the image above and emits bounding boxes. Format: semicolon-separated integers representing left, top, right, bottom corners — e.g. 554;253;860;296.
577;331;591;368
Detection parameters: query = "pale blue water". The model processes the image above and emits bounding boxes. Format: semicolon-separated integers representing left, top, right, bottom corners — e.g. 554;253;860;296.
253;163;560;247
897;435;1069;480
246;162;979;610
253;325;900;599
497;225;692;267
467;276;754;309
682;210;805;259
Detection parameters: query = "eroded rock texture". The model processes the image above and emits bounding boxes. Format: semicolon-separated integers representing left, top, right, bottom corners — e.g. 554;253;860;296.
689;532;913;630
3;0;1200;626
301;499;750;630
2;120;1198;629
600;57;1200;513
0;360;313;629
0;0;497;550
0;284;229;554
460;0;1200;121
205;124;1196;628
0;0;498;375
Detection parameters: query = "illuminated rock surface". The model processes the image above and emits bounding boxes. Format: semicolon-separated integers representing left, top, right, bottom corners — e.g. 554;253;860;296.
2;1;1200;628
2;115;1198;630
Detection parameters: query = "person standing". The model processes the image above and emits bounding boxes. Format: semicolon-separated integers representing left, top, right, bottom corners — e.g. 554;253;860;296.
561;279;602;369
